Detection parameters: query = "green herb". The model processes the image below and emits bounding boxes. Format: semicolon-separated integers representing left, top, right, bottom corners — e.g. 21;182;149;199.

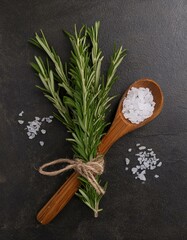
30;21;126;217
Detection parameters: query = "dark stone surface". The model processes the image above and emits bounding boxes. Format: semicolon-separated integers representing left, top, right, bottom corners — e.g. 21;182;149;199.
0;0;186;239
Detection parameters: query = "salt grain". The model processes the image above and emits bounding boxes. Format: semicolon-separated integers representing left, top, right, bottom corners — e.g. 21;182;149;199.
125;158;130;165
41;129;46;134
132;167;138;174
157;162;162;167
128;148;132;152
39;141;44;146
154;174;159;178
139;146;146;150
137;170;146;181
46;118;52;123
19;111;24;117
29;133;35;139
18;120;24;124
150;166;156;170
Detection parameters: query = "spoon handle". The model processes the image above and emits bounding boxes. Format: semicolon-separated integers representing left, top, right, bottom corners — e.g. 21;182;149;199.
37;114;130;224
37;171;80;224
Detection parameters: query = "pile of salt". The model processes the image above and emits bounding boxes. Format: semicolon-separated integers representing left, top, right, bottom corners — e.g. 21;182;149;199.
122;87;155;124
18;111;54;146
125;144;162;182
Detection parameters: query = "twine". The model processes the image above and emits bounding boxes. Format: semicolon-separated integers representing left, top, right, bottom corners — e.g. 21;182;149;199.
38;155;105;195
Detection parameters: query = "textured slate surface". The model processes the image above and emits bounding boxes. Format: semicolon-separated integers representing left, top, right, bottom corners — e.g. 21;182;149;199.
0;0;186;239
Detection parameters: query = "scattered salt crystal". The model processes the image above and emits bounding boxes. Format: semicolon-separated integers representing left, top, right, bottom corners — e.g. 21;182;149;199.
18;120;24;124
150;166;156;170
139;146;146;150
128;148;132;152
46;118;53;123
41;129;46;134
154;174;159;178
157;162;162;167
19;111;24;117
132;167;138;174
125;158;130;165
125;167;128;171
29;133;35;139
137;170;146;181
136;143;141;146
39;141;44;146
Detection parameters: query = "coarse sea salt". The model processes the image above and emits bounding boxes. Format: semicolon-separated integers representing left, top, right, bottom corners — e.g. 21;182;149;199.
39;141;44;146
157;162;162;167
154;174;159;178
125;144;162;182
18;120;24;124
18;113;54;146
139;146;146;150
24;116;53;139
122;87;155;124
41;129;46;134
19;111;24;117
125;158;130;165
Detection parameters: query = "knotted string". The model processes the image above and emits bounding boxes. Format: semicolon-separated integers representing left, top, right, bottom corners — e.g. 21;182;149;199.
38;155;105;195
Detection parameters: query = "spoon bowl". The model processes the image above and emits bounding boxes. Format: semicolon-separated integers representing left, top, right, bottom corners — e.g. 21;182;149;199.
37;78;164;224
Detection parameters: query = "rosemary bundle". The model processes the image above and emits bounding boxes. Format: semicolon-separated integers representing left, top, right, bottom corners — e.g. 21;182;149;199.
30;21;126;217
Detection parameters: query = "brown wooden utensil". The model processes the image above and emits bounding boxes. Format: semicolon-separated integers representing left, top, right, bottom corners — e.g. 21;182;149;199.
37;78;164;224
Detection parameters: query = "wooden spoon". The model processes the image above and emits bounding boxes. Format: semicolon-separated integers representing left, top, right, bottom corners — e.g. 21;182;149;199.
37;78;164;224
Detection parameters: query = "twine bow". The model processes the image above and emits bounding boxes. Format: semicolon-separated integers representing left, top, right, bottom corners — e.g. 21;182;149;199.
38;155;105;195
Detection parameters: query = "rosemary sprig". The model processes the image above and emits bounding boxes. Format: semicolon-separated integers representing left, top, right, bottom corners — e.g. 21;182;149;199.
30;21;126;217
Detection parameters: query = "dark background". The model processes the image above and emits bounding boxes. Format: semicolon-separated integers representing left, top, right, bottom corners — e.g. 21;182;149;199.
0;0;186;239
